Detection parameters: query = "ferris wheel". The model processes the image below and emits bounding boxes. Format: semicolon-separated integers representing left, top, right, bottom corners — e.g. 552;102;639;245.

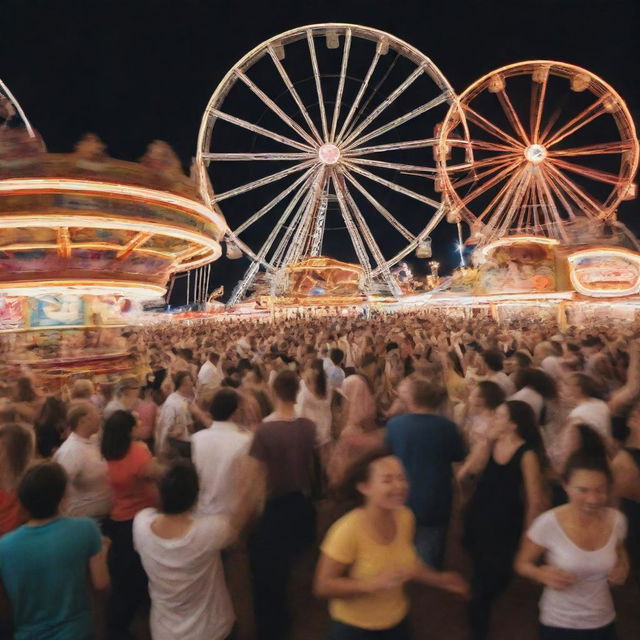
437;60;639;245
196;23;467;303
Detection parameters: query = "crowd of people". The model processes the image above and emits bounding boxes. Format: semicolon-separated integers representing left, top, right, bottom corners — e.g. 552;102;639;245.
0;309;639;640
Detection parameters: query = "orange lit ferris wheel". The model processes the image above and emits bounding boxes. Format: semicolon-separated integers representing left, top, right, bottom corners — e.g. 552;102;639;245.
438;61;639;245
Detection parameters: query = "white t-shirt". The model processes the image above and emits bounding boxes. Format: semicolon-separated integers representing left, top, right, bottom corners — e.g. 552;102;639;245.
568;399;611;442
191;422;252;516
53;432;112;518
527;508;627;630
133;509;235;640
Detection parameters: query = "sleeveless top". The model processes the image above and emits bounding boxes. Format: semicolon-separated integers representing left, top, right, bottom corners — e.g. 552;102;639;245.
464;443;531;554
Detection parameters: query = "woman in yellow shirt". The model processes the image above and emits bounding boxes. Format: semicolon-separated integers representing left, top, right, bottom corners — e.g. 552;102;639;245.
314;449;468;639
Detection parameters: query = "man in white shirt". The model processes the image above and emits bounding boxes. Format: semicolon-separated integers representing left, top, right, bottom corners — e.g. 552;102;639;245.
482;350;516;396
197;351;223;388
133;461;254;640
53;401;112;519
191;388;252;516
156;371;194;457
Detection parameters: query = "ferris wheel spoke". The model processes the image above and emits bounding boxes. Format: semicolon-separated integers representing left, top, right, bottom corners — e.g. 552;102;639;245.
334;170;400;294
331;171;373;276
345;138;439;156
542;96;608;148
541;166;578;220
548;140;635;157
549;157;623;186
344;161;440;208
461;103;523;149
233;166;316;236
342;170;415;241
250;170;318;262
214;159;316;202
495;88;531;145
267;46;324;145
477;164;528;225
335;44;383;145
202;152;313;161
348;157;439;174
234;70;321;147
344;92;449;152
449;154;521;189
529;67;549;144
457;160;525;213
469;139;521;154
270;187;316;268
330;29;352;143
207;109;314;152
307;30;330;141
544;162;602;215
341;65;426;149
489;166;531;236
536;170;570;240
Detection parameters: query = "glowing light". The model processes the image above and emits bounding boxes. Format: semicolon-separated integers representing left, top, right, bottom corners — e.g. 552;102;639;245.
479;236;560;259
567;248;640;298
0;281;166;299
0;178;228;232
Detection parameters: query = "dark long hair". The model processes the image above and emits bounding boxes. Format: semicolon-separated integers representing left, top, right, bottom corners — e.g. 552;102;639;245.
504;400;547;468
100;410;136;461
562;423;611;483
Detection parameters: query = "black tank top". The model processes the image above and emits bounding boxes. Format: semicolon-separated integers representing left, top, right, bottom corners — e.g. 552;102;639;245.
464;443;531;553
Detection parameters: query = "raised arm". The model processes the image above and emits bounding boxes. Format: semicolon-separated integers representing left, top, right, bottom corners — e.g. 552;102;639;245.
609;341;640;415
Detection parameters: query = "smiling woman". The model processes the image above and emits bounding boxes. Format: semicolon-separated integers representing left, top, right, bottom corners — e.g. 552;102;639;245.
314;449;468;640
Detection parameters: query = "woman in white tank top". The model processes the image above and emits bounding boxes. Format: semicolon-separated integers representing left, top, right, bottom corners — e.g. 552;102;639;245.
515;425;628;639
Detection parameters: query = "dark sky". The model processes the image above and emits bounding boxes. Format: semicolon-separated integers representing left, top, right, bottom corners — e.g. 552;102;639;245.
1;0;638;305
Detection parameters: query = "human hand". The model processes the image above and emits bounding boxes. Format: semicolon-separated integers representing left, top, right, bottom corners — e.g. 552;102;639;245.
537;565;575;589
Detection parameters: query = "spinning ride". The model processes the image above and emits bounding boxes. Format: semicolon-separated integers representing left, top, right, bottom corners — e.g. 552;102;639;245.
196;23;468;304
0;79;225;385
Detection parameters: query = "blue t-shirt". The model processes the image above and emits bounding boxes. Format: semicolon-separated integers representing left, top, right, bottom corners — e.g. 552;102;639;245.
0;516;102;640
386;413;465;526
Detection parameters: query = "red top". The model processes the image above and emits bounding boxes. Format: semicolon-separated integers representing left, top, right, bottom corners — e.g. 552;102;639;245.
106;441;158;521
0;489;25;536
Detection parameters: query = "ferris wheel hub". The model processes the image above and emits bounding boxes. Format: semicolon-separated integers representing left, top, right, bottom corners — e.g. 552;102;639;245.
318;143;341;165
525;144;547;164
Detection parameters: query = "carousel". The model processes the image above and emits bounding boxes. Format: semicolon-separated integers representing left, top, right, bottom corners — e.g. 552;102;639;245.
0;80;225;387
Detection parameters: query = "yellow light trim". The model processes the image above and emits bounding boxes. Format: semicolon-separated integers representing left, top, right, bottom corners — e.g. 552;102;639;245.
0;178;228;231
0;280;166;299
0;215;222;263
567;248;640;298
480;236;560;259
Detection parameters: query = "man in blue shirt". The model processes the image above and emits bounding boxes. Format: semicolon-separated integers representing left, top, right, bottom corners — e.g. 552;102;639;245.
0;462;109;640
386;376;465;569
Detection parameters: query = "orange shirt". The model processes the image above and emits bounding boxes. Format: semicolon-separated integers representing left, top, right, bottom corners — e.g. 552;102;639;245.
107;442;158;521
0;490;25;536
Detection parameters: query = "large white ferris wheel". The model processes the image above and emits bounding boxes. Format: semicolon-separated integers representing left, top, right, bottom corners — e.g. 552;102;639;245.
196;24;468;303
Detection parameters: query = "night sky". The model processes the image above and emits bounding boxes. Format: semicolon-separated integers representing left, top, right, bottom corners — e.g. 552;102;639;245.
1;0;638;305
